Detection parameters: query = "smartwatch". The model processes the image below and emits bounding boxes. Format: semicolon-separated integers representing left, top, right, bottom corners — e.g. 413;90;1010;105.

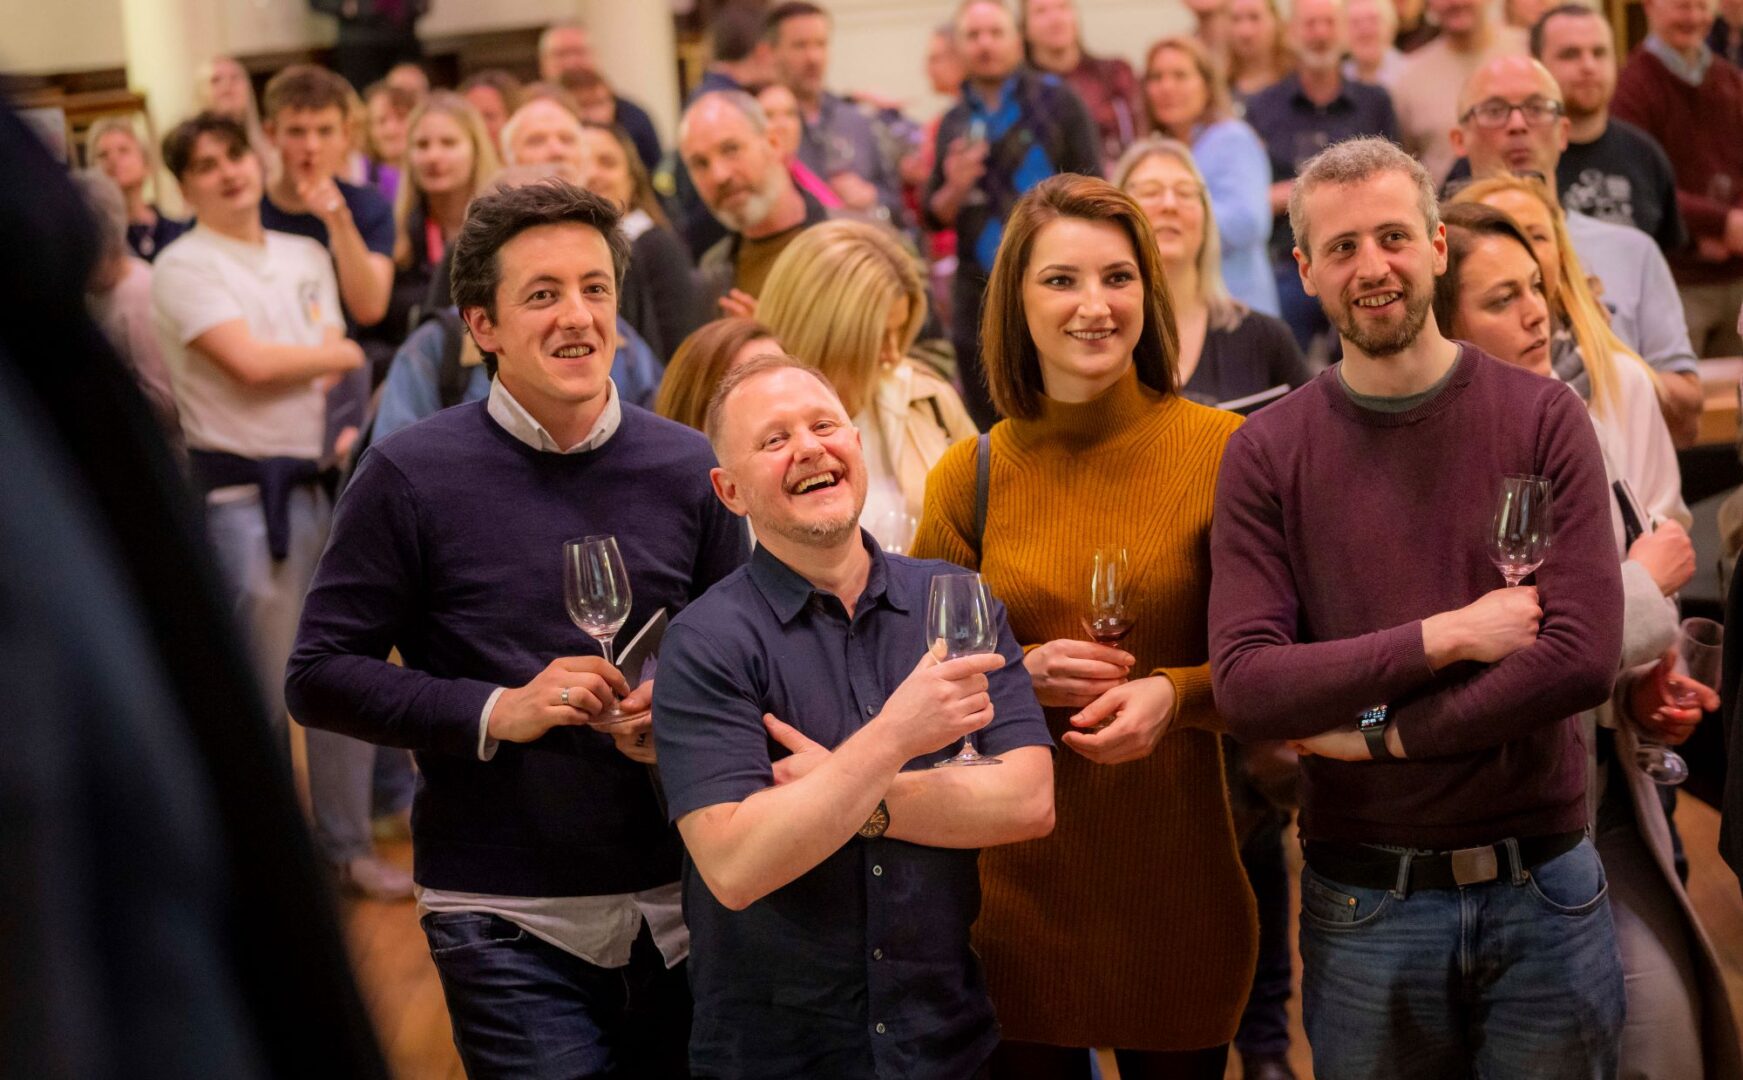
1359;704;1394;761
858;799;891;839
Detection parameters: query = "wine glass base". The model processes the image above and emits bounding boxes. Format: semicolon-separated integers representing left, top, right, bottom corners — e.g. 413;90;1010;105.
589;709;633;728
1635;747;1690;786
933;754;1003;768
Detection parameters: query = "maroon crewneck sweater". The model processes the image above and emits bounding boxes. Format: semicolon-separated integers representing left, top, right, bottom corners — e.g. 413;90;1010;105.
1209;346;1623;849
1613;46;1743;286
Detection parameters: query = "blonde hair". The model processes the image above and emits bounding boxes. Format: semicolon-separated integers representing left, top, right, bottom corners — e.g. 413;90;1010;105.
392;93;502;269
1114;135;1246;332
757;220;928;419
1452;174;1659;419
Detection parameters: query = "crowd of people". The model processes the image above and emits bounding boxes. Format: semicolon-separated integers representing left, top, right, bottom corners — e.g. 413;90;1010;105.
45;0;1743;1076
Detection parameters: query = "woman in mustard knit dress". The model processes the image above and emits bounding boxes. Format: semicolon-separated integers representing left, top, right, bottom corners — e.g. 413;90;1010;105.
912;174;1258;1078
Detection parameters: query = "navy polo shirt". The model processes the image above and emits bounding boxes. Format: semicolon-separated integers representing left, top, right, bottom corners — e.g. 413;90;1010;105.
653;535;1051;1080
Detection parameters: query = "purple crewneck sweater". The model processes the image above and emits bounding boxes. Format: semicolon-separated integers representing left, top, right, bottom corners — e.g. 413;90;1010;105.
1209;345;1623;848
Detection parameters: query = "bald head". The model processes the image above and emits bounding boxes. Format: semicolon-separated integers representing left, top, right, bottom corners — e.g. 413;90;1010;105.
1451;55;1570;179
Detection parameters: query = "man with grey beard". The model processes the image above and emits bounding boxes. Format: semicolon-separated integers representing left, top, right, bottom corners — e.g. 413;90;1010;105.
678;89;838;317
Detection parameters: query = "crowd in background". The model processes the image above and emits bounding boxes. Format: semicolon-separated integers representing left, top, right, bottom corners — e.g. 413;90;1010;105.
34;0;1743;1076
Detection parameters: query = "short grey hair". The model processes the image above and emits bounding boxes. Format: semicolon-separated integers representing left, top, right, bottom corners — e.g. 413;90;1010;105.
704;352;841;457
1287;136;1439;260
71;168;129;264
678;89;770;149
499;97;582;165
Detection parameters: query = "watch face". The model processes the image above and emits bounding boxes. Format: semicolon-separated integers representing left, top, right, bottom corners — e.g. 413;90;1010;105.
859;802;889;839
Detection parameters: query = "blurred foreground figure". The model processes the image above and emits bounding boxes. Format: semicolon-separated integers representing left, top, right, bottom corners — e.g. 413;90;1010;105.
0;106;384;1080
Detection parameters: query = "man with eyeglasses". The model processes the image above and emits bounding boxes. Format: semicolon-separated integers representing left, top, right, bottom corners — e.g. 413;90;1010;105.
1451;55;1704;445
1615;0;1743;358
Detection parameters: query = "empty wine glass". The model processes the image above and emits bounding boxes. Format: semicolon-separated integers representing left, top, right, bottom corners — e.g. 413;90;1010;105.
1637;618;1724;786
928;573;1003;768
1489;474;1552;587
870;508;919;555
563;535;632;725
1083;546;1134;648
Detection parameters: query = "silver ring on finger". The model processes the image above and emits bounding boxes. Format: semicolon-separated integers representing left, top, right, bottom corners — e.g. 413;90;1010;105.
560;686;571;707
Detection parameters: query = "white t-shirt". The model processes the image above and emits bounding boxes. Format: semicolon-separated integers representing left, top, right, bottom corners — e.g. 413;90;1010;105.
152;225;341;459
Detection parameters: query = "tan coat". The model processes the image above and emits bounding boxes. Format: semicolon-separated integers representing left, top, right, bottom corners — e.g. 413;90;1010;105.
871;360;978;522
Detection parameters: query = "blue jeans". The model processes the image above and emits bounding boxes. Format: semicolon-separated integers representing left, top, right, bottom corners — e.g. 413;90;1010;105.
422;912;690;1079
1299;838;1622;1080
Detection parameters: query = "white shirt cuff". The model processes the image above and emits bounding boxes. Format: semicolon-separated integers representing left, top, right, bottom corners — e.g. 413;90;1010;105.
478;687;506;761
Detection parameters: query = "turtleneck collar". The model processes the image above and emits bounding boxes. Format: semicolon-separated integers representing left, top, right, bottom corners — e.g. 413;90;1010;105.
1007;365;1170;453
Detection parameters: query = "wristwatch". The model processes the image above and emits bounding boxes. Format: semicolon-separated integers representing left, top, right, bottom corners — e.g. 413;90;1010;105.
858;799;890;839
1359;705;1394;761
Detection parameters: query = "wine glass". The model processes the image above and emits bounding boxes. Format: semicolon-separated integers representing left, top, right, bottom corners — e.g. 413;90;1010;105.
1489;474;1552;587
1082;546;1134;648
563;535;633;725
928;573;1003;768
1636;618;1724;786
870;508;919;555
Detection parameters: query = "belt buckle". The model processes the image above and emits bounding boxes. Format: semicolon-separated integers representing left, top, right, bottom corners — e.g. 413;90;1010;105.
1450;845;1499;886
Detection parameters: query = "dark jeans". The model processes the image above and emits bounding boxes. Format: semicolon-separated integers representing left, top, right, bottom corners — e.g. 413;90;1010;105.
989;1041;1227;1079
1299;838;1623;1079
1233;810;1293;1058
949;267;996;431
422;912;690;1079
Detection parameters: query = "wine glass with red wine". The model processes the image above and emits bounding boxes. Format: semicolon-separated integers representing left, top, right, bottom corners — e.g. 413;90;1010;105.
1083;547;1133;647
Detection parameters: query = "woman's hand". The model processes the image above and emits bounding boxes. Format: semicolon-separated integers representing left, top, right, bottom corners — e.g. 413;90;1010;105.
1023;638;1134;708
1628;648;1716;746
1061;675;1177;765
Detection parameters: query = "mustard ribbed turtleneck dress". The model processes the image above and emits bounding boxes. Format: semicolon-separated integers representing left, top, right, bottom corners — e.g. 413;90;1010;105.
912;369;1259;1050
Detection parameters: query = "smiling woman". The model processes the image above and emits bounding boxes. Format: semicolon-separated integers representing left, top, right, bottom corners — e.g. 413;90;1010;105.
912;173;1257;1073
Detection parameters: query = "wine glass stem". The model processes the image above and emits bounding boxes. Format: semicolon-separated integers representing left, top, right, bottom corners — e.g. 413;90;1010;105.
597;636;616;666
1502;571;1523;587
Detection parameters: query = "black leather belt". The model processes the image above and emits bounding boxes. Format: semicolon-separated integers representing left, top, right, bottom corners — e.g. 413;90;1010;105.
1304;830;1584;891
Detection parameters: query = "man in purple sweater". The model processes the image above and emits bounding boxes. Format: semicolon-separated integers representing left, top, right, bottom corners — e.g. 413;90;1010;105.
287;181;749;1077
1209;136;1625;1078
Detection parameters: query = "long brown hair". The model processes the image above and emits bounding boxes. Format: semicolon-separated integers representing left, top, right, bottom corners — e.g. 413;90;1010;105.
981;174;1180;421
1143;36;1233;135
656;318;781;432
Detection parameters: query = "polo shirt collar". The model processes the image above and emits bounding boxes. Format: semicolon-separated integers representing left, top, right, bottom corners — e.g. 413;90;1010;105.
748;530;909;625
1288;72;1352;110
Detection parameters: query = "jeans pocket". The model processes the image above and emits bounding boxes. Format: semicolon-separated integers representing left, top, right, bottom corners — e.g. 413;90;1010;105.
421;911;528;957
1300;867;1392;929
1524;840;1608;916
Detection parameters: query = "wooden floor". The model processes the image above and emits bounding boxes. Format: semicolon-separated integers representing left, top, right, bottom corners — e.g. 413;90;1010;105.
346;797;1743;1080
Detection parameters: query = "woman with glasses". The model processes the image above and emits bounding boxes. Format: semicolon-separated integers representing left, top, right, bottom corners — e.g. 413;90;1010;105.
1142;36;1280;316
1116;137;1308;411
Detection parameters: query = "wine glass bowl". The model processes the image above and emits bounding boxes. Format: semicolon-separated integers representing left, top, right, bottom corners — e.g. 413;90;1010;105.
1083;546;1134;646
563;535;633;726
1489;474;1552;587
1638;617;1724;786
927;573;1002;768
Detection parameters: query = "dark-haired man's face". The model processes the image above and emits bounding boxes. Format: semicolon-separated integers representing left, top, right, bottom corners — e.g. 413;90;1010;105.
1539;13;1616;121
267;105;349;187
772;13;831;103
463;221;619;426
178;131;264;223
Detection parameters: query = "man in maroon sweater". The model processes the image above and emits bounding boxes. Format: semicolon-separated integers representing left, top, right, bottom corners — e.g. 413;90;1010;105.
1615;0;1743;356
1209;136;1625;1079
